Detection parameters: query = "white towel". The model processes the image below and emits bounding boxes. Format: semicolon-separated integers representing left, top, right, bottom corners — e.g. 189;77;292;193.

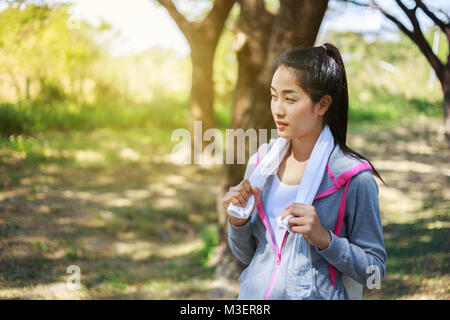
278;124;335;231
227;125;335;227
226;136;291;219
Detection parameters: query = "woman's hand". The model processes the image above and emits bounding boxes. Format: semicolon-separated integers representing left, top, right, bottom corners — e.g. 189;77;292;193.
280;203;332;250
221;179;261;227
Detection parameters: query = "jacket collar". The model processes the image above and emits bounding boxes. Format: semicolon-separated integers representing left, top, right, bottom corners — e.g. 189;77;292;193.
260;139;368;199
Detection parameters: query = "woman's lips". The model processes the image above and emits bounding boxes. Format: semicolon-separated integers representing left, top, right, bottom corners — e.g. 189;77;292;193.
276;120;288;129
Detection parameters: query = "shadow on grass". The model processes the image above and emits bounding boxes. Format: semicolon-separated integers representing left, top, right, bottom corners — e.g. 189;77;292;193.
0;146;222;298
364;213;450;299
384;215;449;277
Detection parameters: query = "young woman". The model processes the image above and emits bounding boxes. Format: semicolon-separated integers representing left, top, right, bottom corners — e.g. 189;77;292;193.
221;43;387;300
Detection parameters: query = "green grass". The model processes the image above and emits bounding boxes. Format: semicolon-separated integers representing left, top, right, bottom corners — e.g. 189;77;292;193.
0;89;444;170
0;97;189;137
1;86;444;140
348;90;443;123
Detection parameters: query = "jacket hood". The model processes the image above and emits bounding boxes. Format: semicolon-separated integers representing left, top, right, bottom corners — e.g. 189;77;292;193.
327;142;369;178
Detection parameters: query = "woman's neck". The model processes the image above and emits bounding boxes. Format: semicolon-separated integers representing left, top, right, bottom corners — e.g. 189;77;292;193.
289;124;324;162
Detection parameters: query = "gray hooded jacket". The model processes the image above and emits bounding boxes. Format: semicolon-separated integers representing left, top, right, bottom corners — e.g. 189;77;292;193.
228;139;386;300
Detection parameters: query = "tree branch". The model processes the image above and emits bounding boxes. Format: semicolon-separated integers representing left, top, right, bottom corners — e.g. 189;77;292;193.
242;0;271;15
237;0;274;24
337;0;370;7
415;0;450;40
155;0;191;35
203;0;237;36
437;8;450;22
371;0;413;38
372;0;445;77
395;0;427;36
395;0;417;16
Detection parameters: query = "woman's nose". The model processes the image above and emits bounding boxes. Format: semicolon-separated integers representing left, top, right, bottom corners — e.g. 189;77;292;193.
273;102;285;117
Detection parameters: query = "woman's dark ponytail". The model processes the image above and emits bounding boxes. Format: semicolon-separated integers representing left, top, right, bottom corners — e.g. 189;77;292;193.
322;43;387;186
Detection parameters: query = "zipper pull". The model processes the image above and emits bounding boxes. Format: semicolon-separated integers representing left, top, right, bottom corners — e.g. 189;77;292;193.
276;253;281;265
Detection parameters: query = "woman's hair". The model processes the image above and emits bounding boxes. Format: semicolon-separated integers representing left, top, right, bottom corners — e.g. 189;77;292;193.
271;42;387;186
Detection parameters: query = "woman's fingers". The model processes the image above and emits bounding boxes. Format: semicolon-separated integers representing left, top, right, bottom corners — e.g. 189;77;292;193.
251;186;260;199
222;193;233;210
280;206;294;221
224;180;259;227
224;179;257;209
280;203;307;221
291;225;311;235
230;196;242;207
240;179;252;199
250;187;260;211
288;216;307;227
233;192;247;207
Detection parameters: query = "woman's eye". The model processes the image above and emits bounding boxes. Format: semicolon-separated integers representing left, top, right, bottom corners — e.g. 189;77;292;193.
286;98;296;103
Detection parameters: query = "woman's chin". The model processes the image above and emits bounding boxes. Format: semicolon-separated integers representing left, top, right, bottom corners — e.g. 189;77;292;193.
276;129;292;138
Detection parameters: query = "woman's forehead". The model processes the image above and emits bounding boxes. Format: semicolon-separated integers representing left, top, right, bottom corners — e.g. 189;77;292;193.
271;66;303;93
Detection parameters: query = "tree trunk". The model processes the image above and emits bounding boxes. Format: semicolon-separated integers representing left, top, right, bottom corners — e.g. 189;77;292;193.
443;67;450;143
78;75;83;105
155;0;237;162
188;36;216;159
25;76;30;101
214;0;329;297
8;71;22;102
212;2;273;297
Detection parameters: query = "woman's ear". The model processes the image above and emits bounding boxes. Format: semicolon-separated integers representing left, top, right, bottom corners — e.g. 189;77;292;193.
317;95;332;116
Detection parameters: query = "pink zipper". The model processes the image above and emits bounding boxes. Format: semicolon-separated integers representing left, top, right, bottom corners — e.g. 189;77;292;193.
253;147;289;300
257;198;289;300
263;230;288;300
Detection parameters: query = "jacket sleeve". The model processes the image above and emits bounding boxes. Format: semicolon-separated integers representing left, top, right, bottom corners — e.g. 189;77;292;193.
315;170;387;286
227;150;259;265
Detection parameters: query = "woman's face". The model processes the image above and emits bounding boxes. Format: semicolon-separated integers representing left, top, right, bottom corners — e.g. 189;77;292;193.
270;65;326;139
